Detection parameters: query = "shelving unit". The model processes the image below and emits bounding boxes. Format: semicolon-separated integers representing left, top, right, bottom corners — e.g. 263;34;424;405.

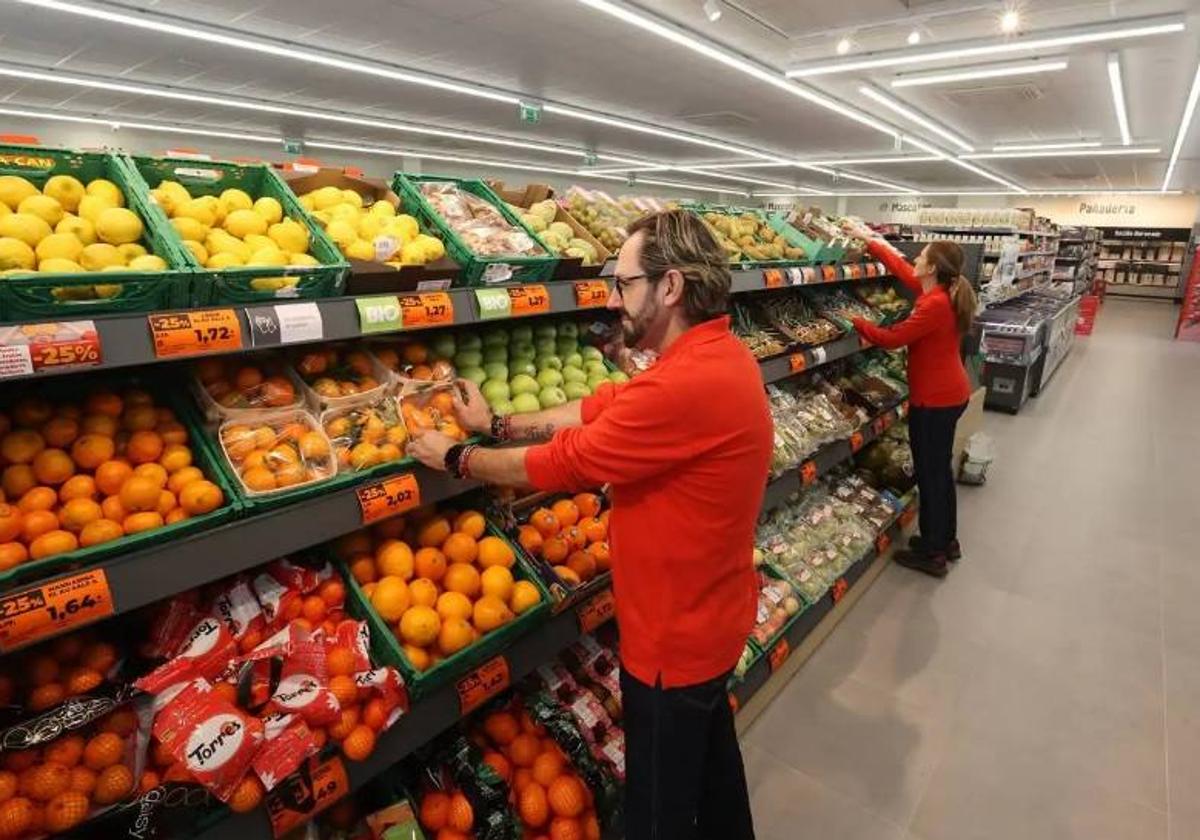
1052;226;1099;297
1096;226;1191;300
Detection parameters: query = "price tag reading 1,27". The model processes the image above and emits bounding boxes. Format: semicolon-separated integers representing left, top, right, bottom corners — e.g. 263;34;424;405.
457;655;510;714
508;285;551;317
356;473;421;525
577;588;616;633
0;570;113;652
399;292;454;330
573;280;610;308
148;310;242;358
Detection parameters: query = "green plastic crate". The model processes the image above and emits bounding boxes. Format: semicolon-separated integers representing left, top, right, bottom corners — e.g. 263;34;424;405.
342;523;552;699
0;143;194;321
766;212;844;263
684;203;812;268
123;155;348;304
392;173;557;286
0;374;241;593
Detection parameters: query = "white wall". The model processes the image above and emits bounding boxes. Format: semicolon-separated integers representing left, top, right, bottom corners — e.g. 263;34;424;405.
844;193;1200;229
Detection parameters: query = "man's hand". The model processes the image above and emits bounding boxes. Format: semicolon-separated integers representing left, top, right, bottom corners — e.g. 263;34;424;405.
840;219;878;241
452;378;492;434
406;430;459;470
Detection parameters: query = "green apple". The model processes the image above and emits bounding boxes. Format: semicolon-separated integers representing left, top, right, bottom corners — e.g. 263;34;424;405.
454;350;482;369
510;374;539;396
482;327;509;347
584;360;607;375
608;371;629;383
510;360;537;377
483;362;509;382
581;345;603;362
510;325;533;343
460;366;487;385
586;373;607;391
482;346;508;365
511;392;541;413
491;399;515;417
535;355;563;371
431;334;456;360
538;386;567;408
457;332;482;352
562;366;587;384
556;339;578;357
534;338;557;356
481;379;511;403
564;381;590;400
509;344;535;362
564;352;583;369
558;323;579;339
534;324;557;340
536;368;564;389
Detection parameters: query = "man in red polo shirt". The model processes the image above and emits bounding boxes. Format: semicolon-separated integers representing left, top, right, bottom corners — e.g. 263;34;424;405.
409;208;771;840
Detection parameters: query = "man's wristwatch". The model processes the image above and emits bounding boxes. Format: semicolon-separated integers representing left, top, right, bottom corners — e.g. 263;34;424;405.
490;414;511;441
444;443;475;479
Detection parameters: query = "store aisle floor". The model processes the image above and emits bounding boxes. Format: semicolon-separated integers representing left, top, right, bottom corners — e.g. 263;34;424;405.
741;299;1200;840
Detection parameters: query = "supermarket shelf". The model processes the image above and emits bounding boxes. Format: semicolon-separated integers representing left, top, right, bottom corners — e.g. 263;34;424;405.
982;249;1058;260
758;332;865;385
921;226;1058;237
1106;283;1180;299
1097;259;1182;266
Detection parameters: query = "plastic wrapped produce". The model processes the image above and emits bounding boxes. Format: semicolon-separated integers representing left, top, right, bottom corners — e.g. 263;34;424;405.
419;181;546;257
321;398;409;472
731;299;789;358
218;410;336;495
759;294;843;346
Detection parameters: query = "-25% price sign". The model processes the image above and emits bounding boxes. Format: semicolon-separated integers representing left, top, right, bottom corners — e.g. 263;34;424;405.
0;570;114;652
148;310;243;358
356;473;421;525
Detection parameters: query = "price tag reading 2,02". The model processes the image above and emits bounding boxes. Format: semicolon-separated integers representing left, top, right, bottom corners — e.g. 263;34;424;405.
356;473;421;525
0;570;114;652
148;310;242;358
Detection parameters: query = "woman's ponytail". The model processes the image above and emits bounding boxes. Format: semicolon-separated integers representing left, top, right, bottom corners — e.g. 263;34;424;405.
949;275;977;334
923;241;978;334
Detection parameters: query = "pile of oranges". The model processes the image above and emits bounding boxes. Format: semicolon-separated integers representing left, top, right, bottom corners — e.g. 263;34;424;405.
476;705;601;840
0;390;225;571
0;708;138;838
373;339;455;382
219;412;335;494
338;507;542;673
292;346;385;403
193;357;300;414
516;494;610;589
416;782;477;840
0;630;118;714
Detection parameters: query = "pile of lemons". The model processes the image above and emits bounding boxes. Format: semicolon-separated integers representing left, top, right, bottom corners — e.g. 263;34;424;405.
297;186;446;268
0;174;158;297
152;180;322;292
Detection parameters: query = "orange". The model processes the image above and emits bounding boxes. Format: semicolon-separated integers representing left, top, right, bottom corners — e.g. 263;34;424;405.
0;505;22;543
408;578;439;608
573;493;601;519
40;417;78;449
361;697;392;732
585;541;610;571
552;566;581;588
118;476;160;512
512;768;533;794
579;517;606;543
348;554;376;584
122;512;164;535
482;750;512;783
328;675;358;708
566;552;596;582
93;764;134;805
59;498;102;533
156;490;177;517
0;797;34;838
582;812;600;840
137;771;158;794
317;578;345;608
29;656;58;686
241;467;276;492
443;563;480;598
436;618;473;656
547;776;586;818
301;594;326;623
370;576;410;622
341;724;376;761
98;709;137;737
18;486;56;514
221;425;256;461
530;508;559;537
483;711;520;746
179;480;223;515
93;460;132;496
326;645;358;678
83;733;123;771
132;462;168;489
375;539;414;580
419;791;450;831
478;536;515;569
85;392;122;418
18;762;69;801
414;547;447;582
398;605;440;647
1;430;46;465
122;405;157;432
1;465;36;500
480;566;515;603
70;434;115;470
442;532;478;565
30;529;76;561
21;510;58;543
31;448;75;486
550;500;580;528
298;431;329;460
417;516;452;548
164;507;187;525
158;422;188;447
549;816;583;840
166;466;203;495
402;643;431;671
227;775;263;813
43;790;89;833
0;543;27;571
518;781;550;828
65;667;103;696
80;414;117;437
509;733;541;768
125;430;163;465
563;527;586;551
81;642;116;673
517;525;543;556
328;705;360;742
447;792;473;833
158;445;192;473
453;510;486;540
58;475;96;503
67;767;95;796
435;591;473;622
542;536;569;565
510;581;543;615
100;495;127;523
532;751;565;787
12;399;52;428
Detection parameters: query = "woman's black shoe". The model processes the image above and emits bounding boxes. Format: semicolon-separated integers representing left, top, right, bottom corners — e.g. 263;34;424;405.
907;535;961;561
893;549;949;578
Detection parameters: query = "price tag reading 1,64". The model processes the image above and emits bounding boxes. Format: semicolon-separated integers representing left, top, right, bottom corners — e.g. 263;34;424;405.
574;280;610;308
457;655;510;714
577;588;616;633
356;473;421;525
148;310;242;358
400;292;454;329
508;285;550;317
0;570;113;652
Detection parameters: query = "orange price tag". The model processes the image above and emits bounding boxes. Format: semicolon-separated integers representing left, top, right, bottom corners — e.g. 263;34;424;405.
821;265;839;282
574;280;610;308
788;353;806;373
763;269;784;288
148;309;242;358
768;638;790;672
728;692;739;713
831;578;849;603
899;506;917;528
456;655;510;714
0;570;113;652
508;285;551;317
850;431;864;452
800;461;818;486
356;473;421;525
875;532;892;555
266;755;349;837
399;292;454;329
577;588;616;633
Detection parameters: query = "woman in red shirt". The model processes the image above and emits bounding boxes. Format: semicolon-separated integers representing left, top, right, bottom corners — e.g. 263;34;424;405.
842;221;977;577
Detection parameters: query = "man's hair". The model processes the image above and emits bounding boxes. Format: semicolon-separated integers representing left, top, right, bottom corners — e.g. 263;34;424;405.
626;209;731;324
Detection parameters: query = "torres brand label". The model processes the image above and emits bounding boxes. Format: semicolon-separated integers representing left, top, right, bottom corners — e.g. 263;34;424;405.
273;675;319;710
185;713;246;772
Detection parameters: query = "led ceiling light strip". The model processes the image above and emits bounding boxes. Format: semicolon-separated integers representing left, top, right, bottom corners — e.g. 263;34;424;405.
797;163;916;193
787;15;1185;77
0;104;281;144
753;189;1183;197
574;0;899;138
891;58;1069;87
1162;56;1200;191
992;141;1101;151
1106;53;1132;145
963;146;1160;159
901;134;1026;192
858;86;973;152
797;154;942;166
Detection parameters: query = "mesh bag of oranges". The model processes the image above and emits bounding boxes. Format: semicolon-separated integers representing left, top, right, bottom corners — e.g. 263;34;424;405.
0;384;232;586
321;397;410;474
505;492;611;608
190;355;304;422
412;731;518;840
334;505;549;695
216;410;336;497
289;345;391;412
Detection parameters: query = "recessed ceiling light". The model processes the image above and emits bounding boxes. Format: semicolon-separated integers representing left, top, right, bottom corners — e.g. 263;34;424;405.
703;0;723;22
891;57;1068;87
837;37;853;54
1000;10;1020;34
1107;52;1132;145
907;30;922;46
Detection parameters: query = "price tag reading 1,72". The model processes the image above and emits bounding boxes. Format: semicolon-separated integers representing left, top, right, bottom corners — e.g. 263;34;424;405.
508;285;551;317
0;570;113;652
399;292;454;329
148;310;242;358
356;473;421;525
574;280;610;308
457;655;510;714
577;588;616;633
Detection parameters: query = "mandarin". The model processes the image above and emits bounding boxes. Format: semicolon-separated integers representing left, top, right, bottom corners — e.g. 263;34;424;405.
0;543;27;571
1;466;36;500
57;475;96;503
59;498;102;533
43;790;88;833
122;512;163;535
179;480;222;515
93;764;134;805
93;460;132;496
413;547;447;582
442;532;478;565
530;508;559;537
477;536;515;569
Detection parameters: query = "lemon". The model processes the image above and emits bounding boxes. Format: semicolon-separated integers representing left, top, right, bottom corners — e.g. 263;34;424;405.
243;233;273;253
370;200;396;217
267;219;308;254
176;198;217;227
77;194;115;223
224;208;268;239
79;243;124;271
248;246;288;267
207;251;244;269
56;215;96;245
287;252;319;267
206;232;250;260
340;189;363;208
128;254;167;270
249;276;297;292
118;243;147;261
386;214;419;242
85;179;125;207
253;196;283;224
0;213;52;247
345;239;375;261
357;214;383;240
182;240;208;264
52;285;96;301
35;233;84;264
0;237;36;270
18;194;65;227
99;265;127;273
41;175;85;212
153;180;191;214
171;217;208;242
0;203;9;217
93;284;122;298
312;210;332;226
95;207;143;245
310;186;343;211
297;194;315;212
219;188;253;213
399;240;427;265
417;234;446;261
329;204;359;223
38;257;83;273
0;176;38;211
325;219;357;249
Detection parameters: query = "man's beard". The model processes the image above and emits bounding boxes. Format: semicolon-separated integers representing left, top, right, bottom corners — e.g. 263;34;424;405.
620;301;656;348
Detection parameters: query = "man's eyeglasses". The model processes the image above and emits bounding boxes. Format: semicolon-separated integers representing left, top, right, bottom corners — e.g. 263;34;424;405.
613;273;655;297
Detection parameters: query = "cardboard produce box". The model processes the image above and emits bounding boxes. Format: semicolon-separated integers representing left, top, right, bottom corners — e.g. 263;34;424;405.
283;167;462;293
489;181;612;280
